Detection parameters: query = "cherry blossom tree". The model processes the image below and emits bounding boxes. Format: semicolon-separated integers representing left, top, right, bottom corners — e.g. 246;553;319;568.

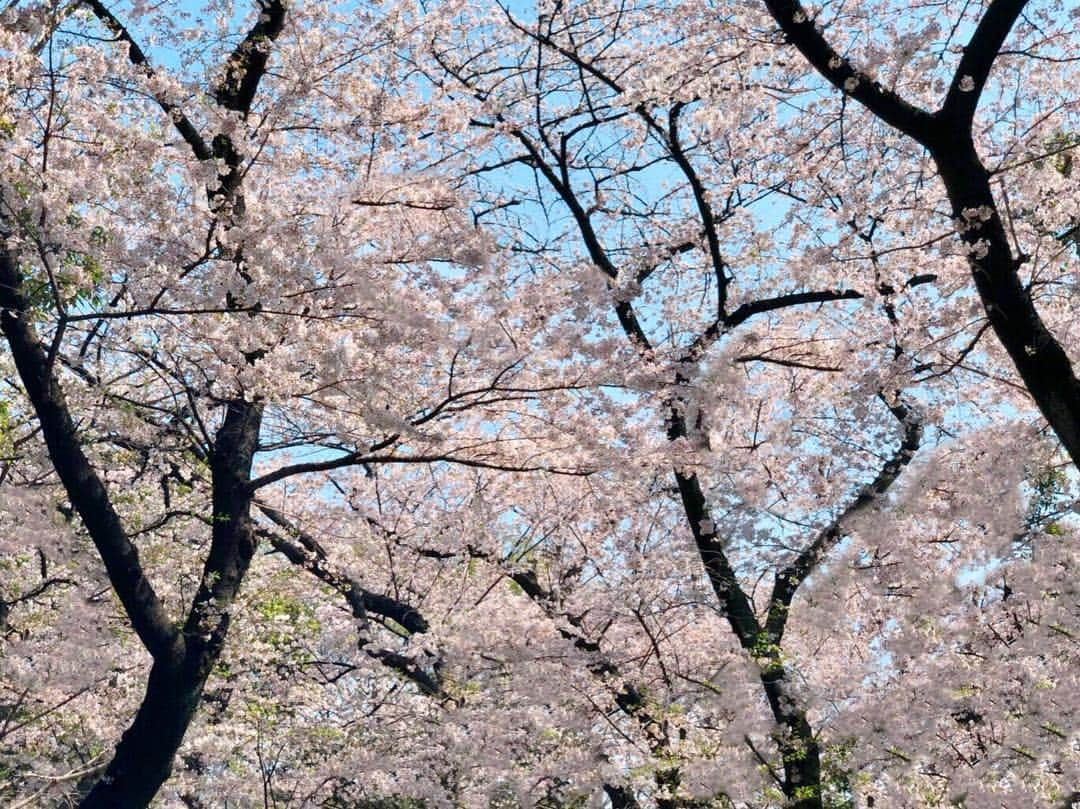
1;0;1077;807
414;0;1078;805
0;1;590;804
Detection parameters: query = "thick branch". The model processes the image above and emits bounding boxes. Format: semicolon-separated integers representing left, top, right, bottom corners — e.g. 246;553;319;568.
762;0;937;141
254;507;452;704
932;143;1080;466
765;394;923;642
726;288;860;328
764;0;1080;466
667;363;825;805
713;274;936;340
672;470;763;646
207;0;287;216
248;450;590;491
76;3;287;804
212;0;288;114
668;103;729;318
80;401;264;808
507;129;654;349
363;648;445;698
256;504;429;634
507;568;673;764
604;785;642;809
82;0;212;161
181;400;263;645
941;0;1031;131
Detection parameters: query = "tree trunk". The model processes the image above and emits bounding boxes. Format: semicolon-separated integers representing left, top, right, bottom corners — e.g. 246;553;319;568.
79;655;203;809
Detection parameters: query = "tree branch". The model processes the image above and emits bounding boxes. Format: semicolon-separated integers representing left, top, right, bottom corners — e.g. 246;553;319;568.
761;0;937;142
941;0;1031;131
82;0;212;161
212;0;287;114
765;393;923;642
248;450;590;491
255;503;429;635
726;288;861;328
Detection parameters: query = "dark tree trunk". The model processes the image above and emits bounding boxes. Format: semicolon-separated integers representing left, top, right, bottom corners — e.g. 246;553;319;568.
930;137;1080;465
603;785;641;809
2;2;287;803
763;0;1080;467
79;400;263;809
79;657;202;809
675;468;824;809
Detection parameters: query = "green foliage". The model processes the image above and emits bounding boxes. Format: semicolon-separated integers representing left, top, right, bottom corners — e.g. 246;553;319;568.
1045;131;1078;178
751;632;786;674
0;399;13;458
820;740;861;809
255;593;321;656
1022;465;1072;541
257;593;318;628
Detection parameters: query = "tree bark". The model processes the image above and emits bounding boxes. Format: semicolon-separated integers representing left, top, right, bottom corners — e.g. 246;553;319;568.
80;401;263;808
78;657;199;808
929;137;1080;464
673;467;823;809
